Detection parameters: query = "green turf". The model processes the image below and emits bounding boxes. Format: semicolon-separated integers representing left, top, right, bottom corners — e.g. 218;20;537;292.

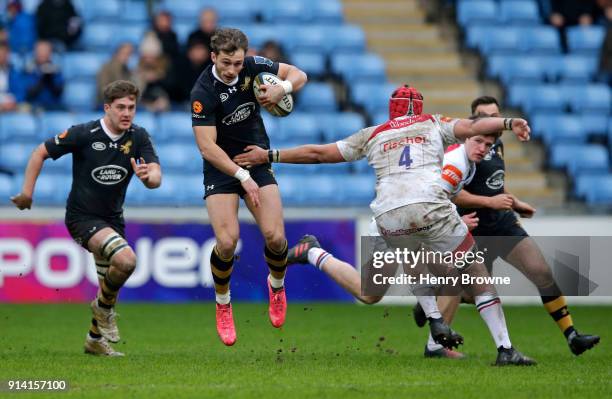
0;303;609;398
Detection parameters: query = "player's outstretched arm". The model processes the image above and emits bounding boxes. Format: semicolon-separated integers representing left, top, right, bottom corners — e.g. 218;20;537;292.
454;117;530;141
130;157;161;189
233;143;346;167
11;143;49;210
194;125;260;206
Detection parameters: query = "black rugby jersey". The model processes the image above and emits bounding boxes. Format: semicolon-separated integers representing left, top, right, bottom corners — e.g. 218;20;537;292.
44;119;159;218
190;56;279;173
458;138;508;228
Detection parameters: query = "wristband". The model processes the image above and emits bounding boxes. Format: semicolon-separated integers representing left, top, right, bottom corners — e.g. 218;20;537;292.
234;168;250;183
503;118;514;130
268;149;280;163
280;80;293;95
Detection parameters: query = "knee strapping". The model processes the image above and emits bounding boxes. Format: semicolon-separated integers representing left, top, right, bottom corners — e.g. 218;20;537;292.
95;259;110;279
99;233;129;262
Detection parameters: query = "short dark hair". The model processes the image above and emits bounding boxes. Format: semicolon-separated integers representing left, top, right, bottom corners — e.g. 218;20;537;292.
470;96;499;114
210;28;248;55
103;80;140;104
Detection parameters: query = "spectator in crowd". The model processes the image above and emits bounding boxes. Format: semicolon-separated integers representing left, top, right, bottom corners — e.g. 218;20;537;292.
258;40;289;64
166;41;211;106
36;0;82;51
96;42;135;106
134;32;170;112
549;0;599;50
596;0;612;24
6;0;36;54
0;41;19;112
152;10;180;65
187;8;217;49
20;40;64;110
600;26;612;84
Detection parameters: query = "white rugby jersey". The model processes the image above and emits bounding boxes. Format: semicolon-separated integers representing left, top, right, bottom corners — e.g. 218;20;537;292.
336;114;460;217
441;144;476;197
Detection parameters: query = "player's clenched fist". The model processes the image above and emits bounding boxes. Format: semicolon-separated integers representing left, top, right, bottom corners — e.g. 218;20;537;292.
11;192;33;210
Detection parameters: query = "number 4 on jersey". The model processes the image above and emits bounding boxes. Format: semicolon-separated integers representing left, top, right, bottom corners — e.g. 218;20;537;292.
398;145;412;169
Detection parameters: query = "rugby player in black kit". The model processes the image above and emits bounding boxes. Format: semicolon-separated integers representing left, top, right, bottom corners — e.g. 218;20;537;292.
190;28;307;346
414;96;599;358
12;80;161;356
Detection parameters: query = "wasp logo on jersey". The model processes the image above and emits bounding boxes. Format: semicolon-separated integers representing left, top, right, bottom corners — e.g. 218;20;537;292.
241;77;251;92
222;102;256;125
120;140;132;155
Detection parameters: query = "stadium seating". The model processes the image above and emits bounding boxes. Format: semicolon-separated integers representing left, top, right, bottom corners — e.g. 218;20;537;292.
296;83;337;112
585;175;612;206
39;112;77;140
62;82;97;112
289;52;326;78
0;113;38;142
62;52;109;81
321;112;366;142
499;0;540;25
567;26;606;54
0;174;14;205
158;112;194;143
457;0;498;27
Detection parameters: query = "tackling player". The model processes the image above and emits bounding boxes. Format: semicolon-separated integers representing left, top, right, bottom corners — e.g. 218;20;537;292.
12;80;162;356
190;28;307;346
233;85;536;365
414;96;600;357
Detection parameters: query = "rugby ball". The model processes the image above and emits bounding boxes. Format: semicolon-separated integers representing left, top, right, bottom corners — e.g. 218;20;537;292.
253;72;294;117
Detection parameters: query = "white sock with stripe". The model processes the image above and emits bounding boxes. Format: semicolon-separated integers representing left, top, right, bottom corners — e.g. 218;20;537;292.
475;293;511;349
307;247;332;270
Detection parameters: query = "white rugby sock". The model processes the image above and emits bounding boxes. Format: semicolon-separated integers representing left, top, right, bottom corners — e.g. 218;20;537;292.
476;293;511;349
308;247;332;270
216;291;231;305
427;333;444;351
269;274;284;289
416;296;442;320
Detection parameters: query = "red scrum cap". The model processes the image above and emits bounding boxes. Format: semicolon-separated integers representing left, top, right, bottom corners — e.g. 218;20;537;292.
389;84;423;119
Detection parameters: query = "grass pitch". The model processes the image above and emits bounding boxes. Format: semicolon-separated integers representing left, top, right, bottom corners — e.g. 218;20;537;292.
0;303;609;398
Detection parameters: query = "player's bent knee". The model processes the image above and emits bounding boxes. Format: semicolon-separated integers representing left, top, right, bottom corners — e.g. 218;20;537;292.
216;235;239;256
111;248;137;276
99;232;129;263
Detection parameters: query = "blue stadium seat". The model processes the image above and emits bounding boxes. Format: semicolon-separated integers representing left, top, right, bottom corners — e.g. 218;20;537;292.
284;26;326;53
261;0;311;23
158;2;207;21
158;112;194;143
331;53;386;82
80;23;117;52
550;144;607;169
300;175;340;205
277;112;321;143
585;175;612;206
81;0;121;22
498;58;545;85
560;55;599;82
133;112;158;136
312;0;343;23
372;111;389;126
125;176;148;206
261;113;279;136
486;55;514;79
181;174;205;206
273;163;320;175
324;25;366;54
275;174;303;206
296;83;337;112
524;85;565;113
457;0;498;27
240;25;276;50
30;172;71;205
289;52;326;78
571;84;611;114
63;81;97;111
567;149;609;177
522;26;561;53
121;1;149;23
62;52;108;81
481;27;521;55
499;0;540;25
567;26;606;54
44;153;72;173
216;1;258;23
351;82;396;114
539;115;586;145
318;162;351;175
506;83;533;108
0;143;35;170
465;25;496;50
157;144;202;173
580;113;609;140
145;173;186;206
174;22;197;45
322;112;366;142
339;174;375;206
0;113;38;142
574;173;604;199
40;112;77;140
0;175;14;204
113;25;147;47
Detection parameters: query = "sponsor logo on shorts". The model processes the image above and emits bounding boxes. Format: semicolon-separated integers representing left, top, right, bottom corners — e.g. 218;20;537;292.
92;142;106;151
486;169;505;190
91;165;128;185
222;102;255;125
379;224;433;236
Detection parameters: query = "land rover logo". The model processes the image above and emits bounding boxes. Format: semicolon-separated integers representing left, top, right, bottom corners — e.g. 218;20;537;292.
222;102;255;125
91;165;128;185
92;142;106;151
486;169;505;190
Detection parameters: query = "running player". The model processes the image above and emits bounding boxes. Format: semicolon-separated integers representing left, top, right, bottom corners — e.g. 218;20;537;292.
12;80;161;356
233;85;536;365
414;96;600;357
190;28;307;345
